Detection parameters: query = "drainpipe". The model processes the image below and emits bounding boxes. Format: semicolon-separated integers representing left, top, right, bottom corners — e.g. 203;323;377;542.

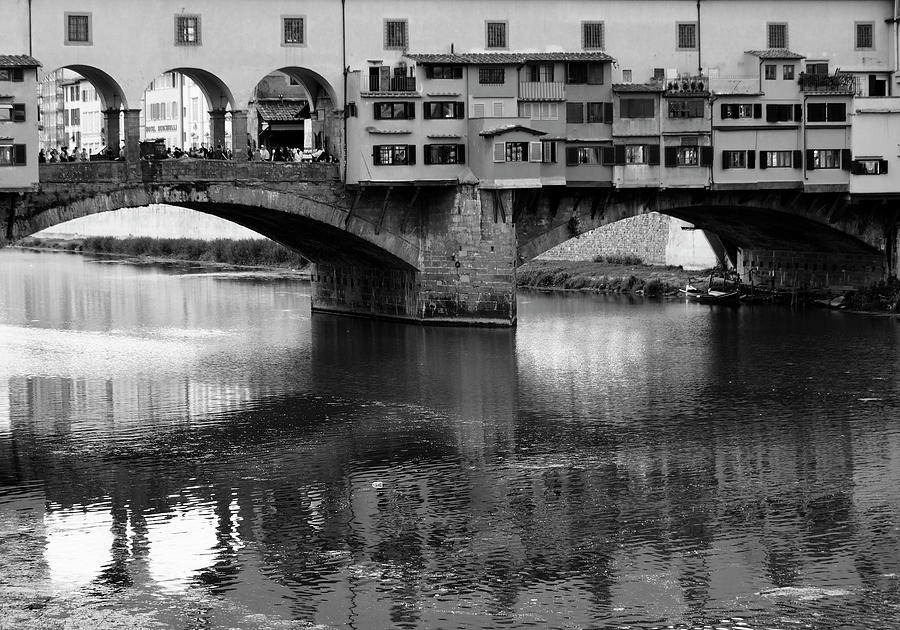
895;0;899;94
27;0;33;55
696;0;702;76
341;0;348;184
801;93;808;181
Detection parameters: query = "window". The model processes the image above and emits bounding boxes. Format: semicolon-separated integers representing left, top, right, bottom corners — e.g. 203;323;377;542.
766;103;800;122
495;141;528;162
721;103;759;119
668;99;704;118
427;65;463;79
625;145;647;164
620;98;655;118
0;68;24;82
526;64;554;83
806;102;846;122
676;146;699;166
492;102;503;117
767;22;788;48
566;102;584;124
373;144;415;165
541;141;557;163
424;144;465;165
518;102;559;120
806;62;829;76
622;69;632;83
0;144;26;166
677;22;697;49
582;21;604;49
374;102;415;120
852;158;888;175
765;64;777;80
175;15;201;45
856;22;874;49
65;13;91;45
70;109;80;126
424;101;464;119
587;102;612;123
810;149;841;169
575;146;602;165
479;67;505;85
565;62;604;85
486;21;507;48
282;16;305;46
763;150;794;167
783;65;795;80
722;150;752;169
384;19;408;49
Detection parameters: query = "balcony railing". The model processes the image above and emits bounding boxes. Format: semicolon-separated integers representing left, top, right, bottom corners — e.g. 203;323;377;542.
518;81;566;101
367;74;417;92
799;72;856;93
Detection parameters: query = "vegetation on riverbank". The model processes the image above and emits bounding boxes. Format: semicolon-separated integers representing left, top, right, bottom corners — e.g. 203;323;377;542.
17;236;309;269
517;259;699;296
847;277;900;312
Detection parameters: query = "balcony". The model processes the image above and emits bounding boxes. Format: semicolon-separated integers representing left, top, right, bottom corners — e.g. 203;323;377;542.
518;81;566;101
366;73;417;93
663;75;708;96
799;72;856;94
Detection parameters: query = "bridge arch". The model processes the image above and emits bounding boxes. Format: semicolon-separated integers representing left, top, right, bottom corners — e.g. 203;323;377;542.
43;64;129;111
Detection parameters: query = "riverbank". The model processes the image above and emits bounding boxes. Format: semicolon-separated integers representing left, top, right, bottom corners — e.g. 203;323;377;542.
16;236;311;275
517;258;700;296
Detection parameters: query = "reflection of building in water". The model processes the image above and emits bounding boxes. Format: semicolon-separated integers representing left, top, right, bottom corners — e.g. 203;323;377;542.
44;506;113;587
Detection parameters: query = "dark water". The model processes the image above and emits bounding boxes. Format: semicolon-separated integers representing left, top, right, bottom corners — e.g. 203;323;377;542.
1;248;899;630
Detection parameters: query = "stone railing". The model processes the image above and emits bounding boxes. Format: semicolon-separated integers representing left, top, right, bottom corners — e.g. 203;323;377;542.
39;159;340;184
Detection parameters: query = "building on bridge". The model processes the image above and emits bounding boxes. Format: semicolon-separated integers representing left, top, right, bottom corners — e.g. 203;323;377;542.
0;54;40;191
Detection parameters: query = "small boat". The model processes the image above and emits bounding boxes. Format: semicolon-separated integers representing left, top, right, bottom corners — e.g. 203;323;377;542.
680;283;741;305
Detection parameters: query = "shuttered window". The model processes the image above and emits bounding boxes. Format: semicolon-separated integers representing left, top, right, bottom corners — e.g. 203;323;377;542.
0;144;27;166
620;98;655;118
424;102;465;119
424;144;465;165
668;99;704;118
374;102;415;120
372;145;416;165
566;102;584;124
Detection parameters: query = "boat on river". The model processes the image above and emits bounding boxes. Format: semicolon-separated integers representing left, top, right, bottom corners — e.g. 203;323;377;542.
680;283;742;305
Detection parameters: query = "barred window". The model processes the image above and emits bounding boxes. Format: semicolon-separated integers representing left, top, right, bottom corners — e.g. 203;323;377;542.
384;20;408;49
479;67;505;84
677;23;697;50
856;23;874;49
283;17;305;45
486;21;507;48
175;15;201;45
767;23;787;48
66;14;90;44
668;99;704;118
582;22;604;49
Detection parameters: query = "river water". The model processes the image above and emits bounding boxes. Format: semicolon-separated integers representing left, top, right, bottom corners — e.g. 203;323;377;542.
1;248;899;630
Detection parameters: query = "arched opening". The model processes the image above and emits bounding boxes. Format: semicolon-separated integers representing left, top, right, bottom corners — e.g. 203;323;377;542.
248;67;340;163
38;65;128;160
140;69;234;156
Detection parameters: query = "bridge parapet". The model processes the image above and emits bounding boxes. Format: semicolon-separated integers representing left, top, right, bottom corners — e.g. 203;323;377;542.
38;160;340;185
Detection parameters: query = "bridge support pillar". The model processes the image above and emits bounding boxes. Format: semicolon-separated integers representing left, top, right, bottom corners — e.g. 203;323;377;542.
209;108;227;152
123;109;141;165
103;108;120;157
231;110;248;161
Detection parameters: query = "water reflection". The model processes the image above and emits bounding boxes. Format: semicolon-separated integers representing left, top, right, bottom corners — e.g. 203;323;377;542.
1;249;900;628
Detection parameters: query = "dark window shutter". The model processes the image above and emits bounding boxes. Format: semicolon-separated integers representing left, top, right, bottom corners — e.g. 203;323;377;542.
720;103;729;119
373;103;382;120
721;150;730;170
454;102;465;119
664;145;678;167
12;103;25;121
407;145;416;165
841;149;851;171
372;146;381;165
603;102;613;123
14;144;26;164
829;103;847;122
765;105;777;122
880;159;889;174
407;102;416;118
423;103;432;119
614;144;627;165
753;103;762;119
380;66;391;91
425;66;434;79
648;144;660;165
457;144;466;164
806;149;816;170
747;150;756;169
601;146;615;165
423;145;432;165
454;66;463;79
850;160;862;175
12;68;23;82
792;150;802;168
566;146;579;166
759;151;768;169
793;104;802;122
700;146;713;166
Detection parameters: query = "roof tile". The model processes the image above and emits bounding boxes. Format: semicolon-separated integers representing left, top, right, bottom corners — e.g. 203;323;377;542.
0;54;42;68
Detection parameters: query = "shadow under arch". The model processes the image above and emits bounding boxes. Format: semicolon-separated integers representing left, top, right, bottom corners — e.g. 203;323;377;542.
167;67;235;111
266;66;337;111
47;64;128;110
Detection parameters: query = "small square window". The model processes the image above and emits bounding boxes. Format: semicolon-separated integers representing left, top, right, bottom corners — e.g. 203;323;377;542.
384;19;408;49
764;64;777;80
582;21;604;49
282;16;305;46
767;22;788;49
486;21;507;49
175;15;201;45
65;13;91;45
856;22;874;49
783;65;794;80
677;22;697;50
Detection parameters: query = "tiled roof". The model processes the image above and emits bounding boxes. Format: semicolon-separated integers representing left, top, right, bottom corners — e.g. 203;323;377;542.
745;48;806;59
0;54;41;68
612;83;664;93
478;124;546;137
256;100;310;121
405;51;615;65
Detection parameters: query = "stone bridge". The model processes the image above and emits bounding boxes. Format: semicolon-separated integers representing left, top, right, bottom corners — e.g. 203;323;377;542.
3;161;897;326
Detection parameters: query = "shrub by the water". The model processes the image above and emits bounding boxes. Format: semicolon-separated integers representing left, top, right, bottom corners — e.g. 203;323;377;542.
72;237;308;268
592;254;643;265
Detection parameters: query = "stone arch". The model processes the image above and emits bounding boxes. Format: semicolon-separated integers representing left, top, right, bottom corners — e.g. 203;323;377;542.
44;64;129;110
513;188;885;266
12;182;419;271
167;67;235;111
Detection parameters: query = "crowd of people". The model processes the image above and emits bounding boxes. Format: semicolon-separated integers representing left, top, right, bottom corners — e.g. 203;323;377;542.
39;144;336;163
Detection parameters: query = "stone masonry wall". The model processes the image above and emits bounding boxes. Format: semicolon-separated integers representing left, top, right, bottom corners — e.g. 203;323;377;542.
537;212;671;264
